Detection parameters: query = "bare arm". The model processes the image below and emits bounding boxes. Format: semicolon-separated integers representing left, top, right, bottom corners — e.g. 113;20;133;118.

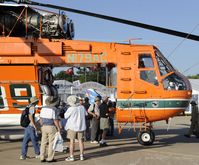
54;119;61;132
39;118;43;126
29;114;37;129
88;110;95;117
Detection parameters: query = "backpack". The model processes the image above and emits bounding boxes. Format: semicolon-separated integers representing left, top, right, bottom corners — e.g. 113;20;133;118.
20;106;30;127
86;104;95;120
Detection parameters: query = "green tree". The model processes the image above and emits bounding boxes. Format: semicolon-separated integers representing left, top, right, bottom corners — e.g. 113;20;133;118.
187;74;199;79
54;71;72;82
54;68;106;85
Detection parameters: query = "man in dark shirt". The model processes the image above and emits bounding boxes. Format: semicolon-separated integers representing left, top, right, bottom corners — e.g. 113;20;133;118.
99;96;110;147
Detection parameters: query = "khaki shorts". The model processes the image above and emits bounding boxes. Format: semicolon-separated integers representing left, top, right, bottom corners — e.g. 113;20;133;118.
100;117;110;130
67;129;84;140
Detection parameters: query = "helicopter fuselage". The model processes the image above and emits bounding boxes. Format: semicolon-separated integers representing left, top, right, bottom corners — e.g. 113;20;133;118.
0;37;192;125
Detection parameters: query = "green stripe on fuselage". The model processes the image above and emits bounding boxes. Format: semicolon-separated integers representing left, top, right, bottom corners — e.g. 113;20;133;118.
117;100;190;109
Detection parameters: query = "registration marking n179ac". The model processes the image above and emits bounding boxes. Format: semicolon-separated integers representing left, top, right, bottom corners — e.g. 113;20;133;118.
67;53;107;63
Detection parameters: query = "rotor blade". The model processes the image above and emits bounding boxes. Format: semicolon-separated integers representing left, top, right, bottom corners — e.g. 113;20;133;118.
4;0;199;41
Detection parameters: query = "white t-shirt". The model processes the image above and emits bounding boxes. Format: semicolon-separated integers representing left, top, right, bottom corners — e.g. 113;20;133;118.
64;105;87;132
40;107;58;119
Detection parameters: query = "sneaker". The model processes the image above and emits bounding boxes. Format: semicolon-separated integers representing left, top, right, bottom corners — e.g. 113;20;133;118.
40;159;46;163
35;155;40;159
65;156;75;162
80;155;84;161
19;155;26;160
99;140;106;144
90;140;98;144
47;159;57;163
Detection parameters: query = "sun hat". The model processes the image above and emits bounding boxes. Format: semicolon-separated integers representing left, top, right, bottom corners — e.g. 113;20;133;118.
67;95;78;107
30;96;39;104
45;96;60;107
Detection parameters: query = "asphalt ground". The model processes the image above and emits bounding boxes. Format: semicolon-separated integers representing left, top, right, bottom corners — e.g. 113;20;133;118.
0;116;199;165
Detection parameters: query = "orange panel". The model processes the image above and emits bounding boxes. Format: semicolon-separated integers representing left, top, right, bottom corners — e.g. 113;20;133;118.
0;66;36;81
70;43;91;51
37;42;62;55
0;43;31;56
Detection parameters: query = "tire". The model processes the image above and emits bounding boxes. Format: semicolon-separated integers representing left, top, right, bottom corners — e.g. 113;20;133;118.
137;130;155;146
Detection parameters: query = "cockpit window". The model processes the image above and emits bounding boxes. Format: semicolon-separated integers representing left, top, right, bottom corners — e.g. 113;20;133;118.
138;54;154;68
163;72;191;90
155;49;175;76
138;54;158;86
140;70;159;86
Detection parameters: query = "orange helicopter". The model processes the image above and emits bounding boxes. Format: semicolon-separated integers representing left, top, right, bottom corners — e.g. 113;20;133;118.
0;0;197;145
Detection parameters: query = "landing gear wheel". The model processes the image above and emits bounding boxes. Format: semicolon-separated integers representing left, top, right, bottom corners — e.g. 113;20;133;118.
137;130;155;146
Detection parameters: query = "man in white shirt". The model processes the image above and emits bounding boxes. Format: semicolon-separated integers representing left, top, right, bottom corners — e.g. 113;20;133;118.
64;95;87;161
40;96;60;163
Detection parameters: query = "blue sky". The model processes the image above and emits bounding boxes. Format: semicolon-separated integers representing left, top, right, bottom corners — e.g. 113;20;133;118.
34;0;199;76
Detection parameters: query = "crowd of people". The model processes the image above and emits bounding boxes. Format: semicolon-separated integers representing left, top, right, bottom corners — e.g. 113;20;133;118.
20;94;116;162
20;94;199;163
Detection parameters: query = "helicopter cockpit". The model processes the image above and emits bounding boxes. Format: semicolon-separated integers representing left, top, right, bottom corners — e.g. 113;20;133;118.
137;49;191;91
162;72;191;90
155;49;191;91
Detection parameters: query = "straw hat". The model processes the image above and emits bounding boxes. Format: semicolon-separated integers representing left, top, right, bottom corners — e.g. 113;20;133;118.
45;96;59;107
30;96;39;104
67;95;78;107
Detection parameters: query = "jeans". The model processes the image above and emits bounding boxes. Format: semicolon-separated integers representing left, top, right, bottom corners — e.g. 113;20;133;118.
21;126;40;158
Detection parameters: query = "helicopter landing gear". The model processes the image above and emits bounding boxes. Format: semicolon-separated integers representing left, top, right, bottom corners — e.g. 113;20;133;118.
137;130;155;146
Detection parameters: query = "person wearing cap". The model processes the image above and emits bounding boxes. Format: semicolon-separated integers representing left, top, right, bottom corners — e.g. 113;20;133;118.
39;96;61;163
64;95;87;161
185;101;199;138
88;96;101;144
20;96;40;160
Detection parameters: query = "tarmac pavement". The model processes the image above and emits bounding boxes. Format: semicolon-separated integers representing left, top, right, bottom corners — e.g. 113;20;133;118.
0;116;199;165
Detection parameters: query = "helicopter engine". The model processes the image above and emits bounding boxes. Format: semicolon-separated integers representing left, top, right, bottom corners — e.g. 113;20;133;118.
0;4;74;39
